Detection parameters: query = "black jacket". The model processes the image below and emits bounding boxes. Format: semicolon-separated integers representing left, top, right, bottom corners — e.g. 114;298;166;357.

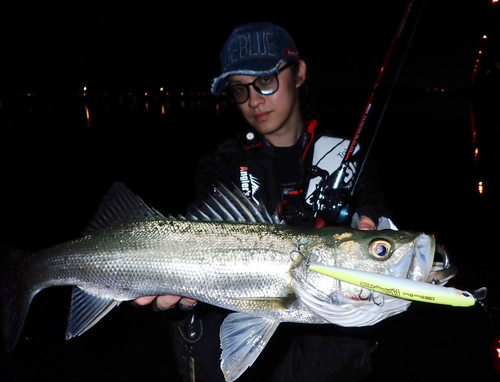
194;120;390;227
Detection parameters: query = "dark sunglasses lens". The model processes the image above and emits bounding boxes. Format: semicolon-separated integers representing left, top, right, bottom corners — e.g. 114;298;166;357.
229;74;279;104
255;76;278;95
231;86;248;104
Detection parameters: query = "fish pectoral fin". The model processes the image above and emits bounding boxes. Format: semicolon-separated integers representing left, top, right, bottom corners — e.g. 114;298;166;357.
226;295;296;312
66;287;121;339
220;313;279;382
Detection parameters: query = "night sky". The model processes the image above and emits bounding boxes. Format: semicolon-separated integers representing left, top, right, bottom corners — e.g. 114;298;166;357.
0;0;497;93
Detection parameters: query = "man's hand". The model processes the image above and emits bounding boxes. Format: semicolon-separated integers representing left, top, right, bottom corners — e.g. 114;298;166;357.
358;216;376;231
134;295;197;310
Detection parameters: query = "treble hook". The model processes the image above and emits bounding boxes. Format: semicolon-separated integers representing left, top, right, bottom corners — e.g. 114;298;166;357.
290;243;309;266
357;289;385;306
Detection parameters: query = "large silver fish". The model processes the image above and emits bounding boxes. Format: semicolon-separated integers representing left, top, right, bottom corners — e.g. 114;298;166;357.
1;183;439;381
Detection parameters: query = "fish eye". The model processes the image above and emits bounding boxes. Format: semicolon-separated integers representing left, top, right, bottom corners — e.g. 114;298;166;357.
368;239;392;261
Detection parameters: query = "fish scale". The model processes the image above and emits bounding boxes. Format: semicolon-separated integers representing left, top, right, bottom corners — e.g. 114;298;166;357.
1;182;438;381
27;220;299;305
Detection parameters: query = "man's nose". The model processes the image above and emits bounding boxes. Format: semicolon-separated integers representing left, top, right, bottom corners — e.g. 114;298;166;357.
247;87;265;108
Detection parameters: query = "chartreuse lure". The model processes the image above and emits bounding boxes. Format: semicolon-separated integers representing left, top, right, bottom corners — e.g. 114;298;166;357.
309;263;478;307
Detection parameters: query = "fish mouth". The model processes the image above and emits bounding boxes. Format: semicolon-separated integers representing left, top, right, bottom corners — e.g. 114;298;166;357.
387;233;435;282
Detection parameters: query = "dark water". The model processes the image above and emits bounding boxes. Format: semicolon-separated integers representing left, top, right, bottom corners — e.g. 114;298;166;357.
0;89;499;381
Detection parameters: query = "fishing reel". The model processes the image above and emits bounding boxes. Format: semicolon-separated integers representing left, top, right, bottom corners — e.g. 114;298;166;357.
309;164;353;225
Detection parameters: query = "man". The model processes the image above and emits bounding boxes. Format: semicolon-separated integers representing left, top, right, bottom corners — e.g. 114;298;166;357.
136;22;391;381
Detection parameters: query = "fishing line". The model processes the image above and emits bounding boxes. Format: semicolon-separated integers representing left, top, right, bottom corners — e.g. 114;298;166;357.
313;140;344;168
478;300;500;334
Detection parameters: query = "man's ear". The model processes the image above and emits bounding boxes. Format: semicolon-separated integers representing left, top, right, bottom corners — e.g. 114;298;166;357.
296;59;307;88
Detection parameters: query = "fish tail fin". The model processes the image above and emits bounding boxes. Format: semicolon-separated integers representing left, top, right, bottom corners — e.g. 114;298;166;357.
0;243;36;351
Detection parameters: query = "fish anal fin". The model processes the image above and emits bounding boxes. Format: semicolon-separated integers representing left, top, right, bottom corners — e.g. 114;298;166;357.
66;287;121;339
220;313;279;382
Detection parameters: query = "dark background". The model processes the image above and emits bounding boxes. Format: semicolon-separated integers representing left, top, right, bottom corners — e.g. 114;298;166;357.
0;1;495;91
1;1;500;381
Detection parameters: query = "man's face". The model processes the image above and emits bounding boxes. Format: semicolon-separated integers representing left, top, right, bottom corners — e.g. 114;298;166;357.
228;60;306;145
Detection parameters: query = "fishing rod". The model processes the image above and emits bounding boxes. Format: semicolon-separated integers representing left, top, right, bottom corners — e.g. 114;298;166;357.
351;0;428;198
313;0;426;226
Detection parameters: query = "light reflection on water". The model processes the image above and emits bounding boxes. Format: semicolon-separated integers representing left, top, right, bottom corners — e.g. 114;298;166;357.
0;89;495;205
0;88;496;237
79;94;231;117
1;90;232;118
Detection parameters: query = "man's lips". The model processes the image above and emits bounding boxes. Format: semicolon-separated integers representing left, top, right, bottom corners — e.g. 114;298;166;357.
254;111;272;122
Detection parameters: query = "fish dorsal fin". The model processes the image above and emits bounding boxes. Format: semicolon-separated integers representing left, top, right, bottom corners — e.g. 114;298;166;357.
83;182;166;235
66;287;121;339
183;182;274;224
220;312;279;382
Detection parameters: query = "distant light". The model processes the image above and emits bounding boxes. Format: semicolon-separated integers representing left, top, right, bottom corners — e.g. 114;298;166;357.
474;148;479;161
478;181;484;194
479;50;483;55
85;104;91;127
83;86;87;91
160;87;164;92
483;35;488;40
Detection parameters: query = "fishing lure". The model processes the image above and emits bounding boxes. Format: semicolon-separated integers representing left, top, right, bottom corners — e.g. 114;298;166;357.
309;263;484;307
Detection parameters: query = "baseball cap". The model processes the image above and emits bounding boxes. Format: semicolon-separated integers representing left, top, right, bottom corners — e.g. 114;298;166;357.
211;22;300;96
